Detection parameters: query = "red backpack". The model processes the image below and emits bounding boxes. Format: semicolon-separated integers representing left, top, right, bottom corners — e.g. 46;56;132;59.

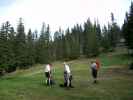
96;60;100;70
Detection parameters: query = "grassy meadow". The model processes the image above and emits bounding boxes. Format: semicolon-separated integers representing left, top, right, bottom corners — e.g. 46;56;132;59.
0;50;133;100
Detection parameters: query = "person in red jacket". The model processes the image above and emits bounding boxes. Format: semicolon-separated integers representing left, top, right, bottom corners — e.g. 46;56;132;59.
95;59;100;83
90;59;101;84
96;59;100;70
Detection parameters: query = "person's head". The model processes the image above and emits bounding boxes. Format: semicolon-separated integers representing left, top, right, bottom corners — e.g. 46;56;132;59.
63;62;66;65
48;63;53;68
49;63;52;66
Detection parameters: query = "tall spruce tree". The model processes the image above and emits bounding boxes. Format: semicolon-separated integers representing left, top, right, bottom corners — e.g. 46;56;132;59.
123;2;133;55
36;23;46;63
83;18;99;57
109;13;121;49
36;23;50;63
33;30;39;63
45;24;51;61
15;18;27;68
53;28;63;60
95;21;102;48
0;22;10;71
7;26;16;72
27;29;35;66
70;24;81;59
0;21;16;72
101;25;110;51
64;28;71;59
83;18;92;56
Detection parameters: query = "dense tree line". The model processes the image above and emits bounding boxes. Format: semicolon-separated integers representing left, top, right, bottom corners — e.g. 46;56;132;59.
53;15;121;60
0;18;52;74
0;11;123;74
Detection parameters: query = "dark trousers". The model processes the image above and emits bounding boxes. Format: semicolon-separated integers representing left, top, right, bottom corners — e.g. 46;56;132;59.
92;69;97;79
64;72;72;87
45;72;51;85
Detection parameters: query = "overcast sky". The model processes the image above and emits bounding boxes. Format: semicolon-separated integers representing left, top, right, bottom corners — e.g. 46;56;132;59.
0;0;132;33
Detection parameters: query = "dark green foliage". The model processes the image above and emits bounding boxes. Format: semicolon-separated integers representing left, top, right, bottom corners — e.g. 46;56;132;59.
108;13;121;49
26;29;35;65
122;2;133;67
96;21;102;47
100;13;121;52
15;18;28;68
36;23;51;64
83;18;99;57
53;28;63;60
123;2;133;51
0;10;125;73
101;26;110;52
53;19;102;59
0;21;16;72
53;25;83;60
68;25;81;59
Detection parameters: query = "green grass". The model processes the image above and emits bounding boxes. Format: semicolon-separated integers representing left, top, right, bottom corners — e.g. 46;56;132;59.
0;52;133;100
99;53;131;67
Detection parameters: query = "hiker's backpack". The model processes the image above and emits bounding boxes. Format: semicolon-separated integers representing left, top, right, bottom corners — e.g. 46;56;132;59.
96;60;100;70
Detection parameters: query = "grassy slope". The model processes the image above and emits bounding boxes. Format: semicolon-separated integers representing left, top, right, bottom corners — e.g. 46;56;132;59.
0;51;133;100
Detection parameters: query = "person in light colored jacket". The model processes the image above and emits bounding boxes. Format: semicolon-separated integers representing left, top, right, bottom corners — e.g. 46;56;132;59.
45;64;51;85
90;61;98;83
63;62;73;87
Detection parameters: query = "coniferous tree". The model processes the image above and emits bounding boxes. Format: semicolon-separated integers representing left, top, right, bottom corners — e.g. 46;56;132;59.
7;26;16;72
101;25;110;51
53;28;63;60
83;18;99;57
33;30;39;63
15;18;27;68
123;2;133;55
83;18;92;56
108;13;121;49
64;28;71;59
95;21;102;48
70;25;81;59
36;23;46;63
0;22;10;71
0;21;16;72
27;29;35;66
36;23;51;63
45;24;51;61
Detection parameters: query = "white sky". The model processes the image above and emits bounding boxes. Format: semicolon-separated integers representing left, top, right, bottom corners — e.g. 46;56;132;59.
0;0;132;33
